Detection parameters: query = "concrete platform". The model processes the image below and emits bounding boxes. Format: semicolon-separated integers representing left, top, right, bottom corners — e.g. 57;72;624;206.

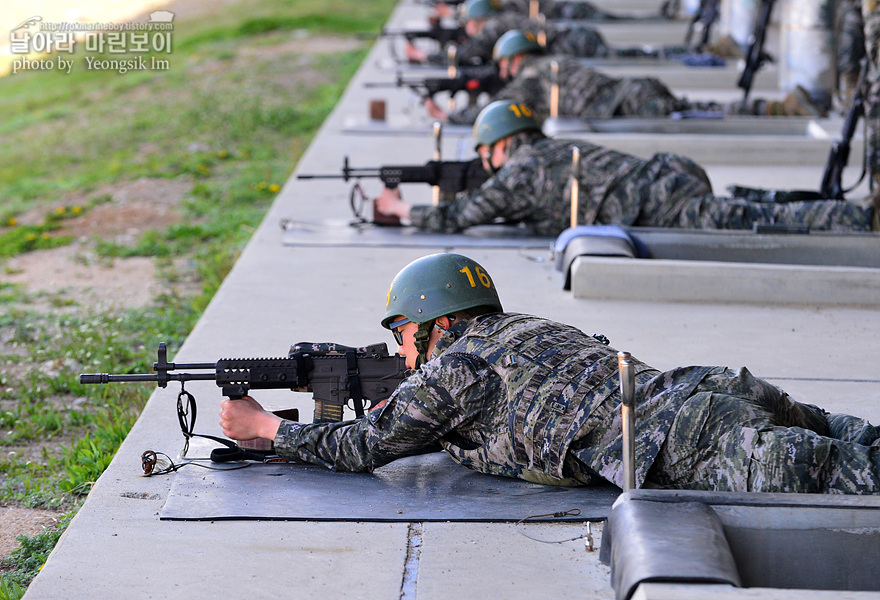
23;1;880;599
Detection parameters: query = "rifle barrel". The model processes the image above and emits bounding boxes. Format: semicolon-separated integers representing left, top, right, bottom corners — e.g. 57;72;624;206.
80;372;217;384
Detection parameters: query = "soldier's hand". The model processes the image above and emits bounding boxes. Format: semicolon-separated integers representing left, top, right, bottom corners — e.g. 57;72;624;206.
375;187;411;220
424;98;449;120
219;396;282;441
405;42;428;64
430;3;454;21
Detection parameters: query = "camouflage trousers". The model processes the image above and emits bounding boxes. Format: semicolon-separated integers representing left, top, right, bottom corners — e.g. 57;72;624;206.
648;193;875;231
646;368;880;494
547;27;610;59
864;4;880;181
839;0;866;77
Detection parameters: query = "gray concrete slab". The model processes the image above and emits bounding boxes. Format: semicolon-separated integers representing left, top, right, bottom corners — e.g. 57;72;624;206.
23;1;880;599
570;256;880;306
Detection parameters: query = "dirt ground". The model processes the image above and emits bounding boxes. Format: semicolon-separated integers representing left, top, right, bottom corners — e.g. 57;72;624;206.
1;176;191;565
1;0;367;567
0;508;61;562
4;178;190;310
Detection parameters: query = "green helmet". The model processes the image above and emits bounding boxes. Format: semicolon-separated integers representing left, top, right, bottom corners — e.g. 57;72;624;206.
472;100;540;150
492;29;543;62
461;0;500;20
381;253;502;330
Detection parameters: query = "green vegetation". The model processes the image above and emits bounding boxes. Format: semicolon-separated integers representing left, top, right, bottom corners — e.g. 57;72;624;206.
0;0;395;596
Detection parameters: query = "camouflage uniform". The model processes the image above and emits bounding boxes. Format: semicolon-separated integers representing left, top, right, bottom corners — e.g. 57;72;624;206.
426;13;608;66
648;367;880;493
273;313;880;493
446;54;739;125
863;0;880;197
408;134;874;235
837;0;866;88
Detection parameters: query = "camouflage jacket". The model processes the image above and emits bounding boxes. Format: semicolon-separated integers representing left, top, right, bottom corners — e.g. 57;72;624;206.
409;135;875;234
273;313;715;488
410;134;712;235
448;54;682;124
427;14;608;67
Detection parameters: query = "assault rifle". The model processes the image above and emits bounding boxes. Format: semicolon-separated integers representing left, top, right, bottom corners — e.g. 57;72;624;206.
80;342;409;461
381;23;467;47
297;156;489;223
298;156;488;192
729;60;869;204
684;0;720;51
819;59;867;200
737;0;775;102
364;68;505;101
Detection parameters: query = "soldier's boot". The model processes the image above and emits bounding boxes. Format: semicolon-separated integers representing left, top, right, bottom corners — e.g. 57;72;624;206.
764;86;828;117
705;35;744;59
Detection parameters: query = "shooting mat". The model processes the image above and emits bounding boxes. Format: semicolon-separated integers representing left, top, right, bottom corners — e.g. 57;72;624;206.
339;119;472;138
280;219;554;249
160;452;620;522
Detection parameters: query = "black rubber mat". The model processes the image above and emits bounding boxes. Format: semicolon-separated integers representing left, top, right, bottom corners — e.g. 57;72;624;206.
280;219;554;249
160;452;620;522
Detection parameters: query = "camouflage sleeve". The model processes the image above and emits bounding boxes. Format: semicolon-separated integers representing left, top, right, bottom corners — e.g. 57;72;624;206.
455;29;500;66
409;151;546;232
272;353;491;472
447;73;542;125
447;102;487;126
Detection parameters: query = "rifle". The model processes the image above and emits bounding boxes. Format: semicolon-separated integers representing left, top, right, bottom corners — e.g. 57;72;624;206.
80;342;409;461
737;0;775;102
684;0;720;51
819;59;867;200
297;156;489;223
381;23;467;47
729;60;869;205
364;68;505;101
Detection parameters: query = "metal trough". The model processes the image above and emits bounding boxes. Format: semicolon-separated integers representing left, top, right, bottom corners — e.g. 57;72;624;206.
553;226;880;306
543;116;860;165
544;116;824;137
601;490;880;600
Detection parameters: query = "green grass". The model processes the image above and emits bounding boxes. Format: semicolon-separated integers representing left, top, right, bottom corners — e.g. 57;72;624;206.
0;0;397;595
0;512;73;600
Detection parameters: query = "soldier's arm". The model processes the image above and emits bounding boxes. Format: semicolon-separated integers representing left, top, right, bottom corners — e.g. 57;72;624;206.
272;354;490;472
409;152;544;232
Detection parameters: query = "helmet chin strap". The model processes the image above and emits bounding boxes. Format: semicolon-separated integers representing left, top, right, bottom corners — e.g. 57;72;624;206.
483;146;500;176
413;320;435;369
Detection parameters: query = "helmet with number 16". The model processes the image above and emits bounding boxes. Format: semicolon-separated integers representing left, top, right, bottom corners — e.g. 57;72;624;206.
472;100;541;151
382;253;502;330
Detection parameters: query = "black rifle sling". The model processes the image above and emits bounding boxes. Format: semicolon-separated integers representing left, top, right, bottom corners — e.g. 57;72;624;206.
177;384;280;463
